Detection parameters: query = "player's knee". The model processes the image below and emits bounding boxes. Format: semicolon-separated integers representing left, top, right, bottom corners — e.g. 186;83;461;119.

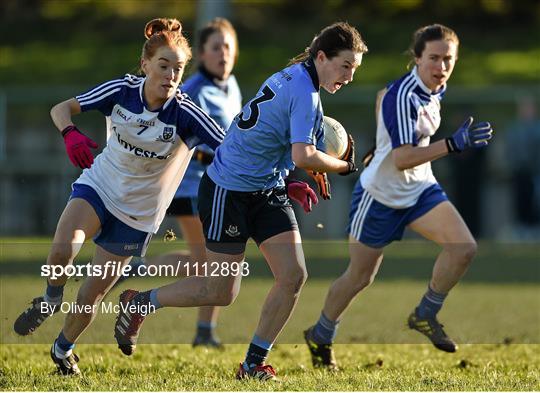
75;288;102;313
213;288;238;306
48;243;74;264
350;273;375;294
210;280;240;306
276;265;307;294
447;240;477;263
460;241;477;262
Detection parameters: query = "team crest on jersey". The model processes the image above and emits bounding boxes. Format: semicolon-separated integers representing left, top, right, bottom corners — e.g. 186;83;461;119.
157;126;176;143
225;225;240;237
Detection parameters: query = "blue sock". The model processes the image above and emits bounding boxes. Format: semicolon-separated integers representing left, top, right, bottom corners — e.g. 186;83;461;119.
416;285;448;319
196;321;215;339
54;331;75;358
44;282;64;304
149;289;162;310
311;312;339;345
243;335;272;368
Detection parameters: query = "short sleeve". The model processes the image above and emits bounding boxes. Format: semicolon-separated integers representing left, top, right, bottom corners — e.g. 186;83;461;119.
177;95;225;150
76;74;138;116
290;88;320;145
382;87;419;148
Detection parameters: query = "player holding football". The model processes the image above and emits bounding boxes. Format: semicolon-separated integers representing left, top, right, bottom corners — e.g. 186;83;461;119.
304;24;494;370
131;17;243;349
13;18;228;376
114;22;368;380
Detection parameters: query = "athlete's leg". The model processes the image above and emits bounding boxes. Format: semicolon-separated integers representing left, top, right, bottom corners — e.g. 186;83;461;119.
322;236;384;322
406;200;476;352
303;237;383;369
48;198;102;286
408;201;477;294
51;246;131;374
237;230;306;375
153;248;244;307
14;198;101;336
254;230;307;342
61;246;131;343
177;216;222;346
114;248;243;356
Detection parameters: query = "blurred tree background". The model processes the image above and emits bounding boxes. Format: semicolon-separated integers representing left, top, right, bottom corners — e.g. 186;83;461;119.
0;0;539;239
1;0;539;87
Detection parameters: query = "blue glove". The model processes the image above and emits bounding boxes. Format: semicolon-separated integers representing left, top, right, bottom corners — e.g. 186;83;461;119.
446;117;493;153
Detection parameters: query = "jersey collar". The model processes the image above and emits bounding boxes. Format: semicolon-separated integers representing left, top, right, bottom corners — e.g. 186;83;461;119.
302;58;320;91
199;65;229;93
412;66;447;99
139;77;177;111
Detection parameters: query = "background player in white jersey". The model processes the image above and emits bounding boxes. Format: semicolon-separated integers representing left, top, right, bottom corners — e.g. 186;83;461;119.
113;22;368;380
134;17;243;349
13;18;225;376
304;24;494;369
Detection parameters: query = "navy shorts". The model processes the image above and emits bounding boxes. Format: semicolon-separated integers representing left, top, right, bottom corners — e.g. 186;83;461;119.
70;183;152;257
347;182;448;248
167;197;198;216
198;173;298;255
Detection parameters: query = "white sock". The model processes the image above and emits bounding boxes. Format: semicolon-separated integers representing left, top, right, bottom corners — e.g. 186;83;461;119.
54;342;72;359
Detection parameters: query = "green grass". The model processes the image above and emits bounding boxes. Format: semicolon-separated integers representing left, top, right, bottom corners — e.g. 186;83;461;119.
0;239;539;390
1;343;538;391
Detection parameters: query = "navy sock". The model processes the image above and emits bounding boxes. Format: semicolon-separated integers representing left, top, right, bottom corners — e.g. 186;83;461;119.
44;282;64;304
311;312;339;345
54;331;75;358
416;285;447;319
196;321;215;339
243;335;272;368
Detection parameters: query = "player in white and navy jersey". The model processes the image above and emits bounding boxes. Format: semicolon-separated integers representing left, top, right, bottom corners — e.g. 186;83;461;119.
13;18;225;376
140;18;243;349
304;24;494;369
114;22;368;381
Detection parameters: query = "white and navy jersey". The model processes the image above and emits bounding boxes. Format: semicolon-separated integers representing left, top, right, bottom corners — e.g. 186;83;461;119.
360;66;445;208
174;68;242;199
74;74;225;233
207;59;324;191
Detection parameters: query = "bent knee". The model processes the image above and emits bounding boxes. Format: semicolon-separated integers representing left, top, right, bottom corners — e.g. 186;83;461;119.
276;266;308;294
446;240;477;262
49;244;75;264
212;289;238;306
349;273;376;294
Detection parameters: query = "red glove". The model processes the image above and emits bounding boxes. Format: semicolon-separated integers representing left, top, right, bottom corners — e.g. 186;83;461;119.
62;125;98;169
285;179;318;213
307;171;331;200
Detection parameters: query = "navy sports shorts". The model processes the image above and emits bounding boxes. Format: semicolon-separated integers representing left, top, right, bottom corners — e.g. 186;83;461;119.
70;183;152;257
347;182;448;248
198;173;299;255
167;197;198;216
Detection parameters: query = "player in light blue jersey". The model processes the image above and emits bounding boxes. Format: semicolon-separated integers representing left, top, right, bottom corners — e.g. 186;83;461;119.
304;24;494;369
114;22;368;380
134;18;243;349
13;18;225;376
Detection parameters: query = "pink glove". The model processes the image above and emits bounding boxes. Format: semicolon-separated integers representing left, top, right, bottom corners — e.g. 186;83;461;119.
286;179;318;213
62;125;98;169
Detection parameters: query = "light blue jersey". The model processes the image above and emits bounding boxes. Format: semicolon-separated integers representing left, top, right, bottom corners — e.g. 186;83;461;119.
207;59;324;191
174;68;242;198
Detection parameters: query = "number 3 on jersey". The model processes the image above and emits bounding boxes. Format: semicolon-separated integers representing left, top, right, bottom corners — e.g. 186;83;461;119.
237;85;276;130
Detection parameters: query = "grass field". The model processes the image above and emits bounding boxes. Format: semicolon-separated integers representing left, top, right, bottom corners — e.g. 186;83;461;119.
1;239;539;390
